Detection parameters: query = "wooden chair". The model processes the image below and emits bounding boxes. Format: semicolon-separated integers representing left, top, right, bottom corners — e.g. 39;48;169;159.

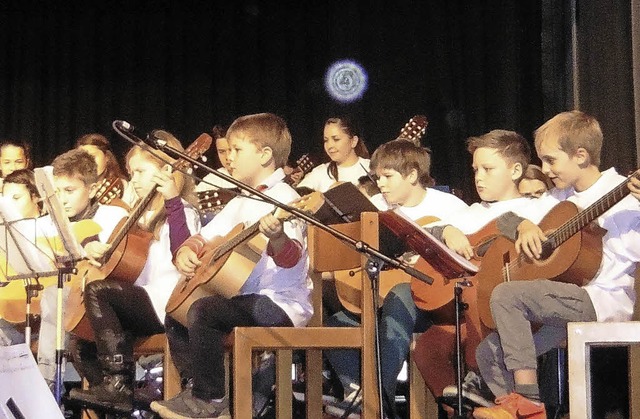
228;212;382;418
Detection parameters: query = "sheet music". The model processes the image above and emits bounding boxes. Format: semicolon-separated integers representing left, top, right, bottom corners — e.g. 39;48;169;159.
34;166;86;262
0;198;57;279
388;208;479;274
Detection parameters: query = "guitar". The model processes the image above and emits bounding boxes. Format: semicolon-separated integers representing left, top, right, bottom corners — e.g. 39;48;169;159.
408;220;500;324
65;133;212;340
397;115;428;145
196;188;239;214
284;153;315;186
332;214;440;314
94;176;126;205
476;172;638;329
166;191;325;326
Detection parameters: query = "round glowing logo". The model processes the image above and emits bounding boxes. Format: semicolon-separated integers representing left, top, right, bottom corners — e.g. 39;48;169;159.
324;59;368;103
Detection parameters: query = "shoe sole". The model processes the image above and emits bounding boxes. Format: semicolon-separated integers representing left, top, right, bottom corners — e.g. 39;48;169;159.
325;404;361;419
442;387;495;408
293;391;339;404
160;410;230;419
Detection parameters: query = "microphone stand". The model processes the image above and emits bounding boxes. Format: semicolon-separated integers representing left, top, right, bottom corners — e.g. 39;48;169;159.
147;138;434;419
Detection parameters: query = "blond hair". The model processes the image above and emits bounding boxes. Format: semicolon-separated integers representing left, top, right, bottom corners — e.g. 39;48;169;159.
226;113;291;169
534;110;602;166
125;131;197;239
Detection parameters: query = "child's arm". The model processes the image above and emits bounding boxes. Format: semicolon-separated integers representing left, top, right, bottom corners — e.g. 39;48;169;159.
259;213;303;268
629;172;640;202
441;225;473;260
153;168;194;252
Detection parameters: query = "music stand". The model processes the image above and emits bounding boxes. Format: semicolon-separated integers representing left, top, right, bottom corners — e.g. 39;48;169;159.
29;166;87;405
0;200;57;348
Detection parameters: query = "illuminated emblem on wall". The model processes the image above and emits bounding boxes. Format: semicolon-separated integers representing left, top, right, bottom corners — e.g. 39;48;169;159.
324;59;368;103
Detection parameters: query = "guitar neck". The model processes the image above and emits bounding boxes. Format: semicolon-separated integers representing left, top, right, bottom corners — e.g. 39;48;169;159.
211;221;261;260
549;176;631;247
105;190;158;259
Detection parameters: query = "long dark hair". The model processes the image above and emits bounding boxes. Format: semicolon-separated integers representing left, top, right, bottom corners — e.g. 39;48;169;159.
325;116;369;181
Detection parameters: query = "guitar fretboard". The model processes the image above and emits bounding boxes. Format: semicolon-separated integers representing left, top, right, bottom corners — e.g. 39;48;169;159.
547;176;631;249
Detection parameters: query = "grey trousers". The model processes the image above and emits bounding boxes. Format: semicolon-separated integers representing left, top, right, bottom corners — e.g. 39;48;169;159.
476;280;597;397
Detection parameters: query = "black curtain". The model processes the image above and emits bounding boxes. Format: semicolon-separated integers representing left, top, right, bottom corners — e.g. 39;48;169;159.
1;0;572;200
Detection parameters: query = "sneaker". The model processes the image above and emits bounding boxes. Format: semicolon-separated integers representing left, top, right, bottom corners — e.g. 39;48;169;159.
154;391;230;419
473;393;547;419
324;383;362;419
441;371;495;408
150;379;194;415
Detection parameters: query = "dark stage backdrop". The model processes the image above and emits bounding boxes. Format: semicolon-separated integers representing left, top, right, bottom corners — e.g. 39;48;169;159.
0;1;634;200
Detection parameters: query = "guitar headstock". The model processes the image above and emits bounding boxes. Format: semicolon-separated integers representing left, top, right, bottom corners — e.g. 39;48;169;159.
95;177;125;204
197;188;238;212
296;154;315;177
274;191;326;221
152;130;213;173
398;115;428;146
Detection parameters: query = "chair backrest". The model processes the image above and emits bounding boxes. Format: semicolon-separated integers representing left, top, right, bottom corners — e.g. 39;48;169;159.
308;221;362;273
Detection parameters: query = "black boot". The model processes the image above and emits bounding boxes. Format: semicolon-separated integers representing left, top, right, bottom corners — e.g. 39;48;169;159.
69;354;134;413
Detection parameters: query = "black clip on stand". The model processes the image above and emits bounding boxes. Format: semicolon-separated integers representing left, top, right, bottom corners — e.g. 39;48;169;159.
128;126;436;419
453;279;473;418
24;279;44;348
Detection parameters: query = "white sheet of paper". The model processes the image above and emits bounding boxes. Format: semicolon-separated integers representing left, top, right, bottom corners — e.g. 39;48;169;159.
0;344;63;418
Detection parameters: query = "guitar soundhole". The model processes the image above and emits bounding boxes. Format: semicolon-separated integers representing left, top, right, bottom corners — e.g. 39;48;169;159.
539;240;555;260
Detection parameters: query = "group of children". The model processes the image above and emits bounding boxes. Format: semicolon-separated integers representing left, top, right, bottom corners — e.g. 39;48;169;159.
0;109;638;419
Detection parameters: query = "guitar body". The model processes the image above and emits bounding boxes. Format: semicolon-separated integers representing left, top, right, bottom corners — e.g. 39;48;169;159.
476;200;605;329
64;224;154;341
411;220;500;324
334;268;411;315
166;224;266;326
0;276;57;324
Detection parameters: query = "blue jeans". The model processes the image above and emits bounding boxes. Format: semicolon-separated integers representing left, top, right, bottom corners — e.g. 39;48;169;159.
324;283;432;415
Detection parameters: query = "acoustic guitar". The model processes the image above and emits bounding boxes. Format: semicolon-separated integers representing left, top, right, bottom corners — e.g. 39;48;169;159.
476;172;638;329
408;220;500;324
166;191;325;326
65;133;212;340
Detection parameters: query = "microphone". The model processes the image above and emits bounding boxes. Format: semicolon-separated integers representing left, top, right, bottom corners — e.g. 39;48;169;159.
112;120;160;149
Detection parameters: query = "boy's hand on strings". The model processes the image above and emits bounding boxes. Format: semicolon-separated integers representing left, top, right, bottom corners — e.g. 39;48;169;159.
153;165;179;200
515;219;547;259
442;225;473;260
175;246;201;277
84;241;111;267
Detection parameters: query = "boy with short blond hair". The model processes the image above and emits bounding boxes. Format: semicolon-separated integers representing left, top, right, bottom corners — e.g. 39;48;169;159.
473;111;640;419
151;113;312;419
37;149;129;390
412;129;545;414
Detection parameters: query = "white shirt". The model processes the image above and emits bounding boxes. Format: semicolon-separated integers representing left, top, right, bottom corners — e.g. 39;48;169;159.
134;202;200;323
369;187;469;223
544;168;640;322
195;168;236;191
199;168;313;327
297;157;370;192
